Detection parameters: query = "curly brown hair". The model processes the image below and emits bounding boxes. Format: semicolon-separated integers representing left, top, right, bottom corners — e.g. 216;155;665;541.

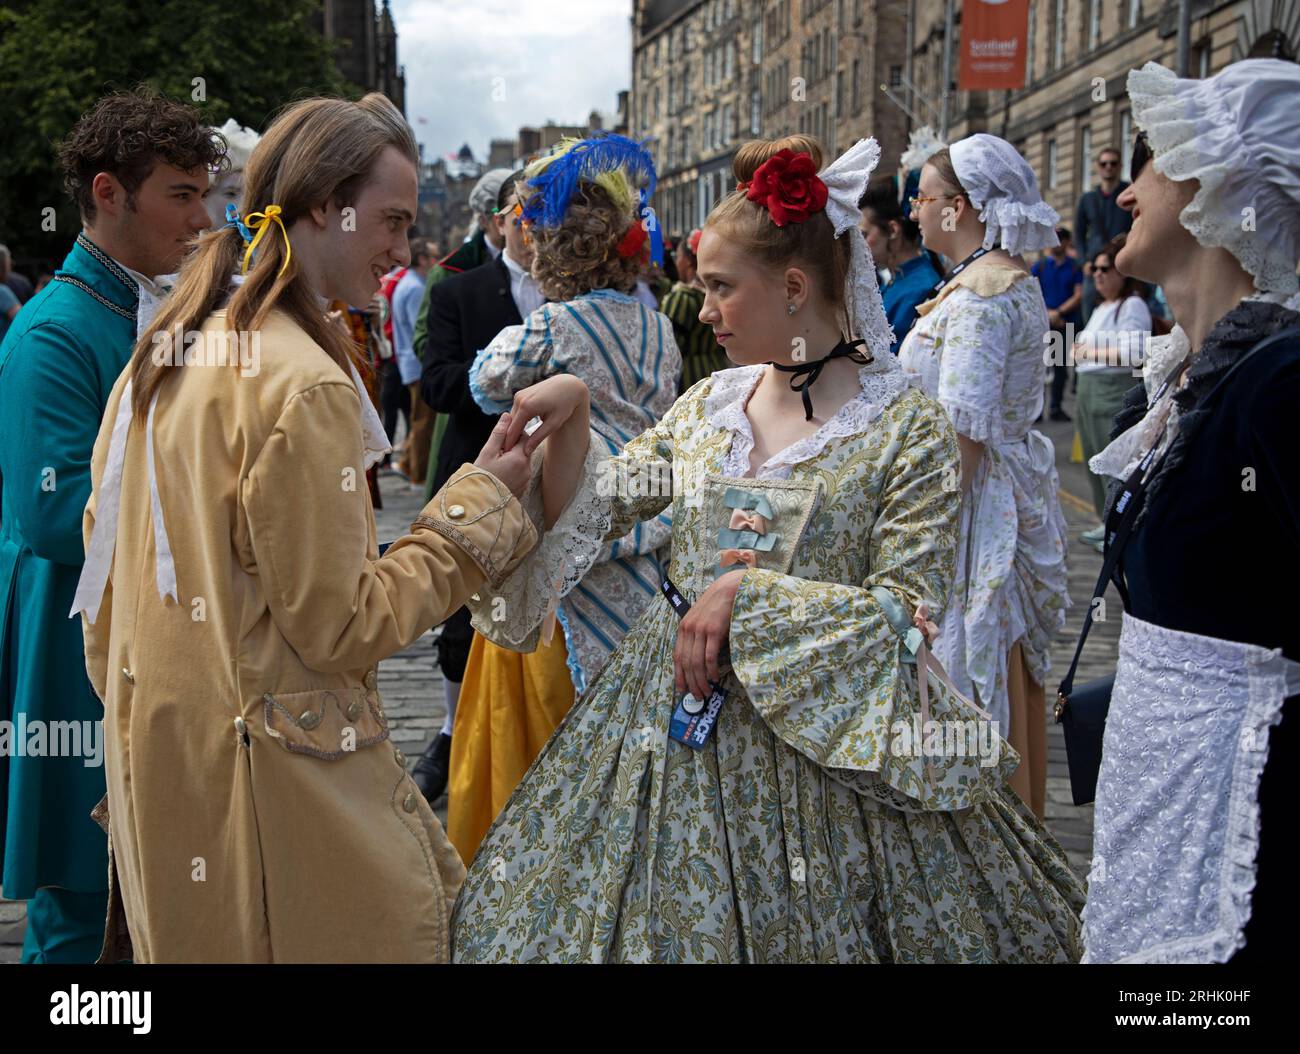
58;88;228;222
525;181;642;302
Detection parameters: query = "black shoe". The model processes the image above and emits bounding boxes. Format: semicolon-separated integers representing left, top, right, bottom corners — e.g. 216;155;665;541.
1049;408;1071;422
412;733;452;803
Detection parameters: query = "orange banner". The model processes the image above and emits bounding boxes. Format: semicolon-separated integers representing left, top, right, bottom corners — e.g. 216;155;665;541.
959;0;1030;90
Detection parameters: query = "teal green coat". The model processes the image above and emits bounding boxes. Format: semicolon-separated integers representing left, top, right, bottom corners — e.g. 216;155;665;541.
0;233;138;897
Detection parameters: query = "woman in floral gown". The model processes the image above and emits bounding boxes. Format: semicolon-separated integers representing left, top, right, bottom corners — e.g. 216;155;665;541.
898;136;1070;821
451;135;1085;963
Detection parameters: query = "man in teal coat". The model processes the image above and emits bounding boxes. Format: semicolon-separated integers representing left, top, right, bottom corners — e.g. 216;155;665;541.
0;91;222;962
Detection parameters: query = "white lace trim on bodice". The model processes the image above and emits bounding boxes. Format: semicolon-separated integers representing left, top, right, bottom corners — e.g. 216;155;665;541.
704;364;912;479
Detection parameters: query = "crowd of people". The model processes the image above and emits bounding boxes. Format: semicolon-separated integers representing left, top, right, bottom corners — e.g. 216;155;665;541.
0;56;1296;965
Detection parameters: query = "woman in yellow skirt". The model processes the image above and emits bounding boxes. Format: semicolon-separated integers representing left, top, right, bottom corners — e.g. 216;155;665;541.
447;633;572;862
445;133;680;864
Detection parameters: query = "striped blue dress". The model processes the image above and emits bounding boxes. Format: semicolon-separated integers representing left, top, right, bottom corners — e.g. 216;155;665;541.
468;288;681;691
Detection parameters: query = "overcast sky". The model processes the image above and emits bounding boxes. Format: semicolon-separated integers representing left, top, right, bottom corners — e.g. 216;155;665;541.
390;0;633;163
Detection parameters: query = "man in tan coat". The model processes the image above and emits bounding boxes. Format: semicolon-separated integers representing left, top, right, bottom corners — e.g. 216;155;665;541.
73;95;587;963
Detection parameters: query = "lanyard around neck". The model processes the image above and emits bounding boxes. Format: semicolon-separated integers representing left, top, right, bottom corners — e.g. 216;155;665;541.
931;246;992;295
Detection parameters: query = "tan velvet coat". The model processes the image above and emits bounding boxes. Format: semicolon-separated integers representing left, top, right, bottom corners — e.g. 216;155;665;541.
80;308;535;963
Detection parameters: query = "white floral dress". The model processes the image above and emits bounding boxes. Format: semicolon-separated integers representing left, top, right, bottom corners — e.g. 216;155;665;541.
450;361;1085;963
899;266;1069;734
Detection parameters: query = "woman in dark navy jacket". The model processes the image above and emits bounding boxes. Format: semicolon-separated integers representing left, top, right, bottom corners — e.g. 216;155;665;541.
1082;59;1300;964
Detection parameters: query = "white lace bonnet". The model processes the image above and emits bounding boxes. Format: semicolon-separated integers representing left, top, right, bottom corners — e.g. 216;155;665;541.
1127;59;1300;296
948;133;1060;256
214;118;261;174
899;125;946;173
817;137;899;369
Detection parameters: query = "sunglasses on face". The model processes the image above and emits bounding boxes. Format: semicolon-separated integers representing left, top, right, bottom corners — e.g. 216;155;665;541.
1094;264;1113;274
494;201;524;226
1098;159;1119;168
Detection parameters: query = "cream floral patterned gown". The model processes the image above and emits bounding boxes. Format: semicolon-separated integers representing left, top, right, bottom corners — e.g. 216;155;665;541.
898;266;1070;739
451;361;1085;963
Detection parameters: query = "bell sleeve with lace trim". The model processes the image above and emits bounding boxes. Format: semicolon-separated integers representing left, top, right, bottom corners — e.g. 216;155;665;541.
726;397;1016;811
465;378;709;653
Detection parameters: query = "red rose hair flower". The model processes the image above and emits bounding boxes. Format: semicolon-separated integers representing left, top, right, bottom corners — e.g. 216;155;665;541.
745;149;828;227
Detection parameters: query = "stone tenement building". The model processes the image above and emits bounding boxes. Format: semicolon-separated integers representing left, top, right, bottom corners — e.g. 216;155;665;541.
632;0;909;239
315;0;407;114
908;0;1297;227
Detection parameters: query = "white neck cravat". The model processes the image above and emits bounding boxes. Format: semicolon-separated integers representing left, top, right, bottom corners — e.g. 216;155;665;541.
120;263;178;338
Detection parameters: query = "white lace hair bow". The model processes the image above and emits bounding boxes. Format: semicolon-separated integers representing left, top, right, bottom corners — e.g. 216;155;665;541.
949;133;1059;256
1127;59;1300;296
819;137;898;369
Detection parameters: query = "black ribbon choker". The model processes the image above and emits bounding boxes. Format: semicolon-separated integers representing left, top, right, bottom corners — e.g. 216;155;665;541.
769;338;867;420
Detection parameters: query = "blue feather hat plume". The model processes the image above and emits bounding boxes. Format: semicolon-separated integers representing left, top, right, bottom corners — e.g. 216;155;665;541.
521;132;664;265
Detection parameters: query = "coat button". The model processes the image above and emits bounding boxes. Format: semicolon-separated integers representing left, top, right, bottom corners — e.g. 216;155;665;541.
364;671;377;690
346;699;362;722
447;504;466;519
402;792;418;813
298;709;321;730
122;667;135;684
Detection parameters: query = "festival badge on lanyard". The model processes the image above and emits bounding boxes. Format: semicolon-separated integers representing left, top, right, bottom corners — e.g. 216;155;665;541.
661;578;727;749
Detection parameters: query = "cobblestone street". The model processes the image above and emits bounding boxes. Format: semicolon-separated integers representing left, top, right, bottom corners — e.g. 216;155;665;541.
1;381;1120;961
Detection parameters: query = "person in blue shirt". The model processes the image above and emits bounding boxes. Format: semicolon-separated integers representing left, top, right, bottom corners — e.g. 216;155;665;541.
1030;227;1083;421
0;89;221;963
858;180;943;354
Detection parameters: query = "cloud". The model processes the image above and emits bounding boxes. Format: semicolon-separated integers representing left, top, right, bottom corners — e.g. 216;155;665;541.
390;0;631;162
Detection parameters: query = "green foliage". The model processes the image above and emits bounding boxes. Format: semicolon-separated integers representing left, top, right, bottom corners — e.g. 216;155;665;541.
0;0;360;267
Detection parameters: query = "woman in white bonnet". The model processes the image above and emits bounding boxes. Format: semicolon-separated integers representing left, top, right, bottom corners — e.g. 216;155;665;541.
1082;59;1300;964
898;133;1069;822
204;118;261;227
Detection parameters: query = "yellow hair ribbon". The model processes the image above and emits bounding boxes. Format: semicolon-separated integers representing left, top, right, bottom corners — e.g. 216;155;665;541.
240;204;292;279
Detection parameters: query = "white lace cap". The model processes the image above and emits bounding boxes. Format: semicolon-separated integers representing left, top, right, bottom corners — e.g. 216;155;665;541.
899;125;946;173
214;118;260;172
949;133;1060;256
1127;60;1300;296
819;137;899;367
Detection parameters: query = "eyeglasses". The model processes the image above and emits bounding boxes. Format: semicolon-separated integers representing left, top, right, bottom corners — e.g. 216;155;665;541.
1098;159;1120;169
1093;264;1113;274
907;193;956;209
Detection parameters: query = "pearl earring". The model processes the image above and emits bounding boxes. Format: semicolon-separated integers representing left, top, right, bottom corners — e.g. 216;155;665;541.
787;302;796;315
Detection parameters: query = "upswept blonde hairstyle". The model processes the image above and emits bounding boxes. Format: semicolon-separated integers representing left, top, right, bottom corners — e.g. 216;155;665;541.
129;93;418;418
523;181;642;302
703;135;851;328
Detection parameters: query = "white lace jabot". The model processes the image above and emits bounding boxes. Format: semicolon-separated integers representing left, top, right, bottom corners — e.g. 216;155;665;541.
704;363;911;479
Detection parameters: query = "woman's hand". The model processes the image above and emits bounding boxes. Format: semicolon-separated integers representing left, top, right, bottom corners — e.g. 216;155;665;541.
502;375;590;457
473;412;531;499
674;569;746;702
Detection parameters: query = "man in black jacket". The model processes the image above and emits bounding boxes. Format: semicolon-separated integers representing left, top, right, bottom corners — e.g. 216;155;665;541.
411;169;543;802
1075;147;1132;322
